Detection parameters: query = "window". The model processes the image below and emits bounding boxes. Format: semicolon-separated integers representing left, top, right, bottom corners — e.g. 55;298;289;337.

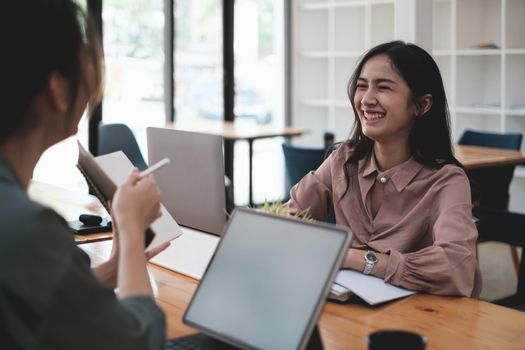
102;0;165;153
174;0;223;124
233;0;285;204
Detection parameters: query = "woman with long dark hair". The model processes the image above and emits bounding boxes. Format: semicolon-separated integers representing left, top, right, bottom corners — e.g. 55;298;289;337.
1;0;168;348
289;41;481;297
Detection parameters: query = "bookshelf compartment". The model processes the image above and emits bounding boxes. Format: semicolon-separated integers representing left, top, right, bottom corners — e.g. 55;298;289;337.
505;55;525;110
334;57;358;101
506;0;525;49
433;0;452;51
334;6;366;51
299;8;329;52
454;113;501;142
300;0;330;7
434;56;453;102
456;0;501;50
334;107;355;142
370;3;395;46
298;58;329;100
505;116;525;152
456;55;501;108
296;105;329;148
333;0;367;4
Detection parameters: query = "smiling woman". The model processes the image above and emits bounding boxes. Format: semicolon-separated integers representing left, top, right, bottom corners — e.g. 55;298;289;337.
287;41;482;298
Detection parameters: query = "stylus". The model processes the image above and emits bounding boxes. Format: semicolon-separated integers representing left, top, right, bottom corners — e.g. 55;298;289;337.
139;158;171;178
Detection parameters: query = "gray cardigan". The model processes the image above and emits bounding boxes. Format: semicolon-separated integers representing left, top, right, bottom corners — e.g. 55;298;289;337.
0;156;165;350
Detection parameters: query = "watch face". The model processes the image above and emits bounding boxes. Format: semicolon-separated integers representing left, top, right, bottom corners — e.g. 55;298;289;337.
366;251;378;263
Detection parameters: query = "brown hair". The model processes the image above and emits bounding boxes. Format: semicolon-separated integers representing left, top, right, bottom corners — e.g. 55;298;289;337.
0;0;103;141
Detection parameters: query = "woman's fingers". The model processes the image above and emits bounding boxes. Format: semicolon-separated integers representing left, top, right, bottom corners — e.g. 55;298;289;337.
146;241;171;260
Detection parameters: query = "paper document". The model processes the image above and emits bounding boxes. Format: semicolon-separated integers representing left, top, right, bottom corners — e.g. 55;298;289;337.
150;226;219;280
334;269;416;305
93;151;183;252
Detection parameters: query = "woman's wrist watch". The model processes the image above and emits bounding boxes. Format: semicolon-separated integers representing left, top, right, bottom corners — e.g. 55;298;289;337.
363;250;378;275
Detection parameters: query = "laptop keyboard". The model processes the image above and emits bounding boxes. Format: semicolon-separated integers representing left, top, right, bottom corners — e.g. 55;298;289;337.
164;338;201;350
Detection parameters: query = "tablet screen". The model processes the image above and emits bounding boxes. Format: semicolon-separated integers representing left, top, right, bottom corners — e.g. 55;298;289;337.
184;209;351;350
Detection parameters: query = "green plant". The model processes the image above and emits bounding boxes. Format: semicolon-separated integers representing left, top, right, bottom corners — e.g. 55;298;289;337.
258;199;314;221
225;200;314;221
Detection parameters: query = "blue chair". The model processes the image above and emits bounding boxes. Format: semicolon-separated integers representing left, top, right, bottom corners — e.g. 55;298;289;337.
459;129;522;210
98;123;148;170
282;143;326;191
459;130;523;288
282;143;335;223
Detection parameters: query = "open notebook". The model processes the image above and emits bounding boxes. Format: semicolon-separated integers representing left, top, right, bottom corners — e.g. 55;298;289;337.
77;142;183;252
330;269;416;305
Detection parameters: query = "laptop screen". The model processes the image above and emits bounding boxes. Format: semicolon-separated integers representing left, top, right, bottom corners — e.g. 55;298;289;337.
147;127;226;235
183;209;352;350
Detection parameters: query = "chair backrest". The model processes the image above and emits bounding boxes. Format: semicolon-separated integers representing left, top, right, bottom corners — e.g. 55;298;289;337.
282;143;327;192
98;123;148;171
459;129;523;209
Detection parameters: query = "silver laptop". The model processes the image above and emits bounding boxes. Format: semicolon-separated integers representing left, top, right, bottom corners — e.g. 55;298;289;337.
166;208;352;350
147;127;227;235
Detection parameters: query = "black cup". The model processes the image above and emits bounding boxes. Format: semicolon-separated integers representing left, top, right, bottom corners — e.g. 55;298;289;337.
367;330;427;350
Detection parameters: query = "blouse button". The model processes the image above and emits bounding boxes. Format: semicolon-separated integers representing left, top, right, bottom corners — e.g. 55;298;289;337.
379;176;387;184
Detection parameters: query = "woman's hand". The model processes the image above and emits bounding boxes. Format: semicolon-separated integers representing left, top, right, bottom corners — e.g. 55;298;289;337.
110;169;166;298
111;169;162;244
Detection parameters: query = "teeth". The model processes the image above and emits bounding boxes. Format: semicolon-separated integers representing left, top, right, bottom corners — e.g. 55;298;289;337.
363;111;385;120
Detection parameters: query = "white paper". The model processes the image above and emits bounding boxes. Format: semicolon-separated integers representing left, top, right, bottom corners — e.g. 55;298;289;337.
94;151;183;253
150;226;219;280
334;269;416;305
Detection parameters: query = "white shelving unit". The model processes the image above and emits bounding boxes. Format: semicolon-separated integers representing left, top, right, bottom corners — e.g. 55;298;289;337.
432;0;525;212
292;0;525;211
292;0;395;147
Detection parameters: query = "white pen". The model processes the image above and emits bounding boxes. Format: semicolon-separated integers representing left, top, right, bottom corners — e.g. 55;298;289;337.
139;158;171;178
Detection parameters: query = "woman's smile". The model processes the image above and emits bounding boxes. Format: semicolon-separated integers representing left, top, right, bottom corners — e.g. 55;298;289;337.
361;109;386;122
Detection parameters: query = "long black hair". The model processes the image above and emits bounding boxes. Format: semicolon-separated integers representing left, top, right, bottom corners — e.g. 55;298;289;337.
341;41;462;194
0;0;102;142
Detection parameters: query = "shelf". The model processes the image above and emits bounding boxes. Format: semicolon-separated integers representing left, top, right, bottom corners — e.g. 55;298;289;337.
300;50;363;58
369;0;394;5
301;1;369;10
433;49;506;56
334;1;368;8
301;3;331;11
506;109;525;117
506;49;525;55
456;49;501;56
301;50;365;58
454;106;501;115
432;50;453;57
301;99;349;108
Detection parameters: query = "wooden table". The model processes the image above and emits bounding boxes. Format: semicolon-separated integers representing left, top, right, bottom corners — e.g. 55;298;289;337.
455;144;525;169
166;120;308;206
82;240;525;350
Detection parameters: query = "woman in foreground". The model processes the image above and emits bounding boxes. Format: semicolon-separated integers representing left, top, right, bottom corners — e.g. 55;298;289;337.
1;0;168;348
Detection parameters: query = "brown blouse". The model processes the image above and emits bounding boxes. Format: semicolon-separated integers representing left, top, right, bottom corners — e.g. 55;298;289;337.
288;145;482;297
